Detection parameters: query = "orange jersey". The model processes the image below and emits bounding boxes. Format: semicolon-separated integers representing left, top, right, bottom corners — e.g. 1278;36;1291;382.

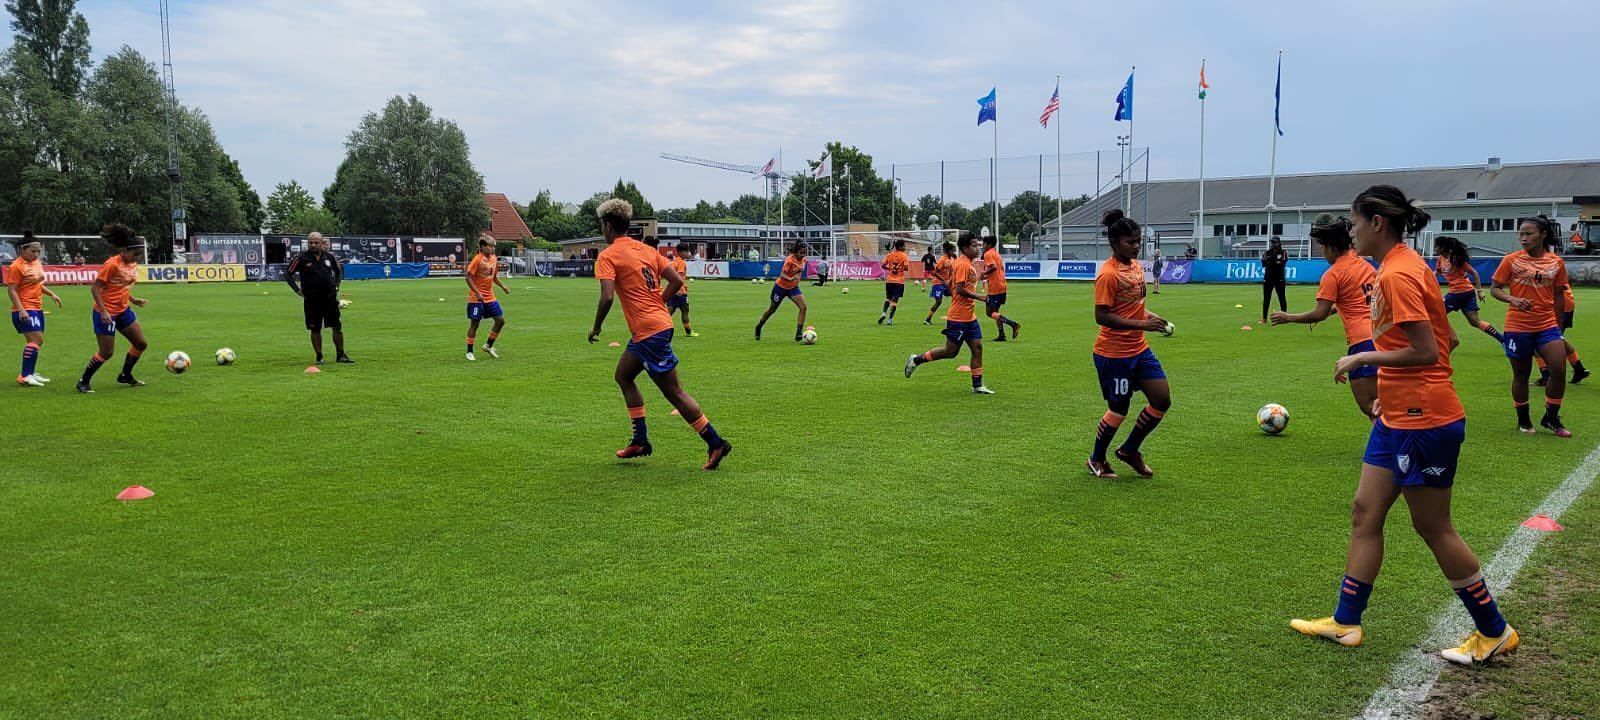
776;256;804;289
1436;256;1476;294
670;257;688;295
466;254;498;303
982;248;1007;295
595;238;674;342
882;251;909;283
933;256;954;287
1493;250;1567;332
7;257;44;311
1315;252;1376;346
1370;244;1464;430
1093;257;1149;358
947;256;978;322
96;255;138;314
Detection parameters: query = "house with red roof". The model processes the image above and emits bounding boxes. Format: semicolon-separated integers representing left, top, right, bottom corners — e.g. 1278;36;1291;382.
483;192;534;244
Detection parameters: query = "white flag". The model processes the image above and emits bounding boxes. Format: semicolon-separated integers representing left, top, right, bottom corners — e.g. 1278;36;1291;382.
812;151;831;179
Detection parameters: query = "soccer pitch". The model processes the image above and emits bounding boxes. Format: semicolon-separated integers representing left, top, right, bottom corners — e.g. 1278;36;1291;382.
4;278;1596;718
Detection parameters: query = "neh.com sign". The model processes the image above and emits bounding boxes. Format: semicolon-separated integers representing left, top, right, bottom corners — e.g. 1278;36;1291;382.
141;264;247;283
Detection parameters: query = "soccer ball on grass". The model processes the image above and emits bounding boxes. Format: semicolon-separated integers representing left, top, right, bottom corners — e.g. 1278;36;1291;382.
165;351;191;375
800;329;818;345
1257;403;1289;435
215;348;237;366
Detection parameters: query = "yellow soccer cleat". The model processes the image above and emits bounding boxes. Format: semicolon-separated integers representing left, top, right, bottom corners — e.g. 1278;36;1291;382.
1440;626;1519;666
1290;616;1364;647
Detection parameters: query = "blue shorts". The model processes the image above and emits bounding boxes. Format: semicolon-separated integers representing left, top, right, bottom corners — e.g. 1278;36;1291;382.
1363;418;1466;489
770;285;802;304
1443;291;1478;313
1093;348;1166;405
985;293;1007;313
467;301;503;320
930;284;947;300
1347;340;1378;380
626;329;679;375
12;310;43;334
1504;327;1564;360
93;309;137;336
885;282;905;301
942;319;982;343
666;295;689;311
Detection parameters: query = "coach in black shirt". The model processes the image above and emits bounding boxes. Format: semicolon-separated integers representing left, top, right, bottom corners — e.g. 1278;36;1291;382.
286;232;352;364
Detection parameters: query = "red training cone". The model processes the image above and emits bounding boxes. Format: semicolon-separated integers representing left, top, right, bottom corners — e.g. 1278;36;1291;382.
117;485;154;501
957;365;972;372
1240;325;1253;331
1521;514;1563;532
669;409;680;416
305;366;321;374
608;341;621;347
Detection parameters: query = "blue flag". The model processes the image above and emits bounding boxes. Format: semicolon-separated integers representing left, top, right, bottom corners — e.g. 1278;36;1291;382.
977;88;996;126
1114;72;1133;121
1274;56;1284;136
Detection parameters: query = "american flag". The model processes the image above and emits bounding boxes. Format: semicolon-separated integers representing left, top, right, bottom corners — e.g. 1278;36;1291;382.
758;157;775;175
1039;83;1060;128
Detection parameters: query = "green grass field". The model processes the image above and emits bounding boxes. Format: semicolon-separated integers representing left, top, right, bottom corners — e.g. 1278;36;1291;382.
4;277;1597;718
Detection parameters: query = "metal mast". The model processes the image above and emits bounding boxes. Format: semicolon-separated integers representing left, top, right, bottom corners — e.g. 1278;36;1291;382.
159;0;186;256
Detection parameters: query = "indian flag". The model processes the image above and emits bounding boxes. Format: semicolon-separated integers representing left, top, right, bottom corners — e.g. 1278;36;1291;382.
1198;60;1209;100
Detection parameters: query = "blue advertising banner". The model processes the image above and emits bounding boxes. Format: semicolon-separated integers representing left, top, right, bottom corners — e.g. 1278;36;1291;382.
1057;261;1098;280
1187;259;1331;284
728;260;791;279
1003;262;1041;279
1159;259;1193;284
342;263;429;280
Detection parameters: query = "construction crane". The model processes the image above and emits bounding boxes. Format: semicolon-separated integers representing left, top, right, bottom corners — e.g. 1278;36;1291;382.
659;151;790;235
159;0;185;259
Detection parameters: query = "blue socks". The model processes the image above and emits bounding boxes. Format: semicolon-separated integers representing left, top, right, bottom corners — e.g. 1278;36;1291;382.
1334;575;1373;626
1453;574;1508;637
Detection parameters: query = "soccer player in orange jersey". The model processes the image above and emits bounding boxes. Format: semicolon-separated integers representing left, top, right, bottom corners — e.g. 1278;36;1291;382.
878;239;910;325
1534;282;1587;387
464;234;510;361
923;242;956;325
665;246;697;337
1086;210;1171;478
1432;235;1503;345
1292;185;1517;667
1270;214;1379;418
588;199;731;470
7;232;63;386
755;242;808;341
903;232;992;394
981;235;1020;341
76;224;150;393
1490;214;1572;436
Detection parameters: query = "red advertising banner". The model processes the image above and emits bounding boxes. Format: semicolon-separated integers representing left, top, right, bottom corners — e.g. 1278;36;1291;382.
1;264;103;285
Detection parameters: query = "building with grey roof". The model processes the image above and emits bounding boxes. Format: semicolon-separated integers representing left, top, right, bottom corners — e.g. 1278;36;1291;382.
1039;158;1600;261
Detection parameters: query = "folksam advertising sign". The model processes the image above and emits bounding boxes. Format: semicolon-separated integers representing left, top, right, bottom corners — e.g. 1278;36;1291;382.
141;264;248;283
1186;259;1330;284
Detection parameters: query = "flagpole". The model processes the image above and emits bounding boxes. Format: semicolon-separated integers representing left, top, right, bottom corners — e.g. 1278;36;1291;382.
1267;50;1281;245
992;93;999;239
829;159;835;260
1199;60;1207;260
1055;74;1063;262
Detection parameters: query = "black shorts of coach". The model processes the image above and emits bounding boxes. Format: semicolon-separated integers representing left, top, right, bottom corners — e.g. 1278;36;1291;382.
304;294;342;331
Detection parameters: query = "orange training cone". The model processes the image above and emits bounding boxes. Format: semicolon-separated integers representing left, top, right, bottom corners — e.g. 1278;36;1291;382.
670;409;680;416
1240;325;1253;331
117;485;154;501
1521;514;1563;532
608;341;621;347
305;366;321;374
957;365;971;372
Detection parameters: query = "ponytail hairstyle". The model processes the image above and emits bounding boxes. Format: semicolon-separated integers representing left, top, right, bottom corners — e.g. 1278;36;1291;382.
1434;235;1470;270
101;223;140;249
942;241;956;255
1309;213;1355;252
1102;208;1140;245
1520;214;1559;249
1350;185;1430;238
19;230;40;250
788;241;806;255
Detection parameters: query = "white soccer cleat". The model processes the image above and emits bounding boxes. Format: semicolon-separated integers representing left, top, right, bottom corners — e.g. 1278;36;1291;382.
466;352;476;361
17;375;45;387
31;374;50;383
485;347;499;359
973;386;995;395
904;354;919;378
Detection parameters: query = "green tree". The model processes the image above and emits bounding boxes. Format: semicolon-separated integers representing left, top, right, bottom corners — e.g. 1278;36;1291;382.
221;156;262;232
6;0;90;97
727;193;767;224
281;205;340;235
782;143;909;229
264;180;316;233
524;189;556;223
327;94;489;237
0;47;98;232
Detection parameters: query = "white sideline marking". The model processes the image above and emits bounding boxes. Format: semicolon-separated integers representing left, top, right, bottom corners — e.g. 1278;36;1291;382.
1358;442;1600;719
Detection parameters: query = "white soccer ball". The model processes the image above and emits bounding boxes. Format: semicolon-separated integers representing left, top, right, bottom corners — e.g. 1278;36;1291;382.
165;351;191;375
801;329;818;345
1161;321;1175;337
842;287;849;294
215;348;236;366
338;298;352;309
1257;403;1290;435
751;278;759;284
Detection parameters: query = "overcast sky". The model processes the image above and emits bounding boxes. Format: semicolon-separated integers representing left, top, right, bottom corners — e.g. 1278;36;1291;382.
75;0;1599;211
